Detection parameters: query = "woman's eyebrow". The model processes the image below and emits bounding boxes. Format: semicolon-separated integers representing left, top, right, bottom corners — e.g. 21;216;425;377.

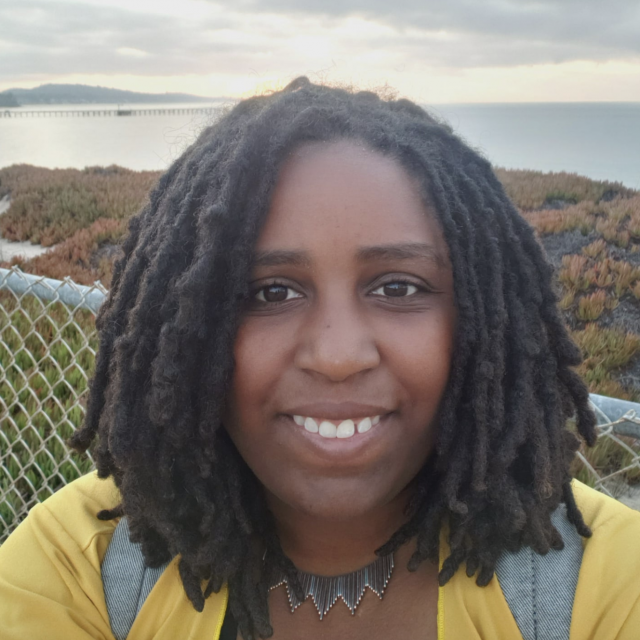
251;250;312;269
356;243;446;268
251;243;446;269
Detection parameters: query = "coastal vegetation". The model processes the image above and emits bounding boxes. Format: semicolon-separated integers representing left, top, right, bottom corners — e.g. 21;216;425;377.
0;164;158;247
1;164;640;534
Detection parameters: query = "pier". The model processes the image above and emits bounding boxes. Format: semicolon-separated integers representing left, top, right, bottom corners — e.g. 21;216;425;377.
1;106;221;118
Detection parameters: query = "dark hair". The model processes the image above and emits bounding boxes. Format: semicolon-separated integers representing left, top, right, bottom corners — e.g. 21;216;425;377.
70;77;596;639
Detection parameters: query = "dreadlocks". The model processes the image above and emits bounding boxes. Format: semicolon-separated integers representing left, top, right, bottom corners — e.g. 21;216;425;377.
69;77;597;639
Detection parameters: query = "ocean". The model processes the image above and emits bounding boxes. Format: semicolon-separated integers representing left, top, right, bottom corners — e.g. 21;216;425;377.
431;102;640;190
1;101;639;189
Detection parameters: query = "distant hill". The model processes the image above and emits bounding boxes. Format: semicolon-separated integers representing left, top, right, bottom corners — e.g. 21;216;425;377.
0;92;19;107
0;84;222;106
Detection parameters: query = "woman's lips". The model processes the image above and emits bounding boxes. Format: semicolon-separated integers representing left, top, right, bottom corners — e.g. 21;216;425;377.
291;414;382;438
283;402;392;439
274;412;396;468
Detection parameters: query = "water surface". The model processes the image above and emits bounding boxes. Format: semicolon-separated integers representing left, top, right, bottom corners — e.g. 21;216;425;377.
1;101;638;189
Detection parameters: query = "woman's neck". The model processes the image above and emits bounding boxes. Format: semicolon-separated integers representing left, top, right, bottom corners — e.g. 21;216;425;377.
266;489;411;575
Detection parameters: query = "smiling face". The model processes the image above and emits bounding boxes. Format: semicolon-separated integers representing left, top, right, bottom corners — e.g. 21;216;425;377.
224;140;456;522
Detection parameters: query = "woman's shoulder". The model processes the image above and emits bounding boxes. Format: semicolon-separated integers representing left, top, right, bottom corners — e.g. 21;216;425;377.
0;472;122;639
571;480;640;639
41;470;121;518
572;478;640;540
2;471;121;558
22;471;121;555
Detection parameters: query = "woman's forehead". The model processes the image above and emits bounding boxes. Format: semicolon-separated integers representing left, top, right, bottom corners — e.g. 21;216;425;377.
252;139;449;264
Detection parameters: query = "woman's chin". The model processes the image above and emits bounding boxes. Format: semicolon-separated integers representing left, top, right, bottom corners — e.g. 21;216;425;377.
265;476;410;523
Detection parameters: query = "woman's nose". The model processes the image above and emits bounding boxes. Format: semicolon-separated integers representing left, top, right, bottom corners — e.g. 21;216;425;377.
293;297;380;382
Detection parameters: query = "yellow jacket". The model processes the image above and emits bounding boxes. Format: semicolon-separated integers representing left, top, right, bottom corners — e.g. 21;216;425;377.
0;473;639;639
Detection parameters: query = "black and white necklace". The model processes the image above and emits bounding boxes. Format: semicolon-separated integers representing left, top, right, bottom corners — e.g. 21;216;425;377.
268;552;395;620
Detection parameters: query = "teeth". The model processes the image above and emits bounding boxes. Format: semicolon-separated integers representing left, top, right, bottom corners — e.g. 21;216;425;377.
357;417;372;433
293;414;383;438
336;419;355;438
319;421;337;438
304;417;319;433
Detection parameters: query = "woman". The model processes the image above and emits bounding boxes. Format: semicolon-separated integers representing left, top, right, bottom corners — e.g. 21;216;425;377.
1;78;639;639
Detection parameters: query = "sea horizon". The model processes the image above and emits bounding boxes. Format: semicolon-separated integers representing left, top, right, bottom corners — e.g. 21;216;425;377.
1;101;639;190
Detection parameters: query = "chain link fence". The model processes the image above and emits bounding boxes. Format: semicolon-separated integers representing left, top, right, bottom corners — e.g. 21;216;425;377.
2;266;640;543
577;395;640;507
1;267;105;541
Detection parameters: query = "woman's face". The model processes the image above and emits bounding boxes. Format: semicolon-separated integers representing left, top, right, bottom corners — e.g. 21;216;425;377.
225;140;456;521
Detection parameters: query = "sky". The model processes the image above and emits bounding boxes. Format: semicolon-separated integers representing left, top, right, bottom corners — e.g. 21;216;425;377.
1;0;639;103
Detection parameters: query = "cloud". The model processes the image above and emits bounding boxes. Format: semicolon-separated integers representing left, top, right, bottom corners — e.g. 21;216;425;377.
0;1;271;81
0;0;638;93
116;48;150;58
233;0;640;63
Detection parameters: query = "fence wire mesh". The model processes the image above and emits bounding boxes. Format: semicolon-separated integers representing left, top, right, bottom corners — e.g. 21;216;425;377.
576;397;640;506
1;266;640;543
1;267;106;541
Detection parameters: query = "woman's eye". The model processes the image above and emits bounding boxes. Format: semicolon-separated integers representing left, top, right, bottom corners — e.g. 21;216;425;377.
254;284;302;304
371;281;421;298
